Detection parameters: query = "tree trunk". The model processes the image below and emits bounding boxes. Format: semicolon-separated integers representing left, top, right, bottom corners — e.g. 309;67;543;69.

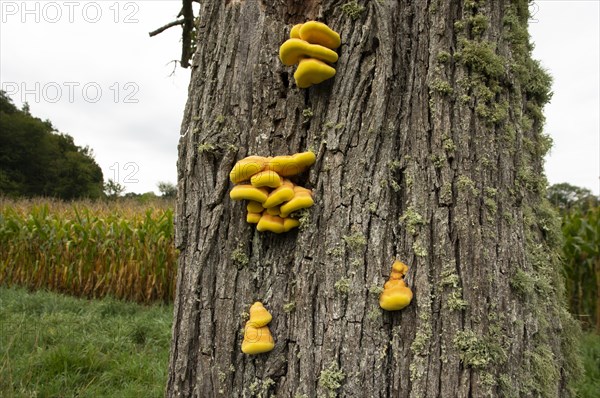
167;1;581;397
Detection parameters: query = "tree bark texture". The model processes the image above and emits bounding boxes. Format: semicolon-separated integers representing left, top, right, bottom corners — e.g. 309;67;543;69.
168;0;580;397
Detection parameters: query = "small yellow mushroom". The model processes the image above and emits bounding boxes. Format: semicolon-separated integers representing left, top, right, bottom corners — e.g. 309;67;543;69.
267;151;316;177
290;23;303;39
263;180;295;208
266;206;281;216
247;201;265;214
280;188;314;218
379;280;413;311
230;185;269;203
389;270;403;281
241;302;275;355
279;38;339;66
247;212;262;224
229;156;268;184
242;325;275;355
248;302;272;327
299;21;341;50
294;58;336;88
266;155;296;175
292;185;313;195
292;151;316;169
256;213;286;233
379;260;413;311
251;170;283;188
283;218;300;232
392;260;408;275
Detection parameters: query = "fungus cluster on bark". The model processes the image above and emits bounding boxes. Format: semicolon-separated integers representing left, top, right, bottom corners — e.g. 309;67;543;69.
241;302;275;355
235;22;415;360
279;21;341;88
229;152;316;233
379;260;414;311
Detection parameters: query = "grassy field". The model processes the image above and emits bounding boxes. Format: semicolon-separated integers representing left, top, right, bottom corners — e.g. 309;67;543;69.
0;287;172;397
579;331;600;397
0;198;177;303
1;288;599;397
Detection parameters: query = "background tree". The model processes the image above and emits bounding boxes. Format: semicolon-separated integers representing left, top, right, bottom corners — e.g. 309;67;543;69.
158;181;178;199
547;182;598;212
167;1;581;396
548;183;600;333
103;179;126;199
0;91;104;199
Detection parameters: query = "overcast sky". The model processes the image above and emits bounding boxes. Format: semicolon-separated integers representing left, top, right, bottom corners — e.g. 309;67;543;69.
1;1;598;195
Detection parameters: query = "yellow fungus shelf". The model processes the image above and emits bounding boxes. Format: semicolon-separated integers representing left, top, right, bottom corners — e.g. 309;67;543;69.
279;187;314;218
229;156;268;184
257;213;286;234
379;260;414;311
266;152;316;177
247;201;265;213
279;21;341;88
294;59;336;89
228;151;316;233
298;21;341;49
280;38;339;65
229;185;269;203
263;182;294;208
241;302;275;355
251;170;283;188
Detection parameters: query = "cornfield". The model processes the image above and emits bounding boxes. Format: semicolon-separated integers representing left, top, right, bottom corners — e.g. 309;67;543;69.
562;205;600;332
0;198;177;303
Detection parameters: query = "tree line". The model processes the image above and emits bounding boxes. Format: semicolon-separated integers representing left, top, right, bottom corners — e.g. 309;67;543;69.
0;91;177;200
0;91;104;199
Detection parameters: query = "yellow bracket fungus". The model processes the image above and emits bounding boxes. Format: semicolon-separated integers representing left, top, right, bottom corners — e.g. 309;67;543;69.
292;151;317;170
247;212;262;224
283;218;300;232
241;302;275;355
279;38;339;66
248;301;272;326
379;260;413;311
279;21;340;88
263;180;295;208
290;23;303;39
246;201;264;224
299;21;341;50
267;151;316;177
294;58;336;89
292;186;313;195
230;185;269;203
266;207;281;216
229;151;315;233
279;187;314;218
393;260;409;273
251;170;283;188
257;213;286;234
247;201;265;214
229;156;268;184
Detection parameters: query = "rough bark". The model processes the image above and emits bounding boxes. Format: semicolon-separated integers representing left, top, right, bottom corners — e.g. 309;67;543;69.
168;0;581;397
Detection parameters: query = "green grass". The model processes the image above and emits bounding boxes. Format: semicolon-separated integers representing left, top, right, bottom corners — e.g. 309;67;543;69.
580;332;600;398
1;287;599;397
0;287;172;397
